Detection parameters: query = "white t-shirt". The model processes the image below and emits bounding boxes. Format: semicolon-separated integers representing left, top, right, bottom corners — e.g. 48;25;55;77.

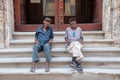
65;27;83;42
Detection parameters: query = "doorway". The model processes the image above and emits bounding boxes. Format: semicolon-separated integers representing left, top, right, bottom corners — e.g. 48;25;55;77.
14;0;102;31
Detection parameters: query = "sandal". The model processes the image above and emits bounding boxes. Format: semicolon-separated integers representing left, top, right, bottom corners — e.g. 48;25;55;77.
30;67;35;72
45;62;50;72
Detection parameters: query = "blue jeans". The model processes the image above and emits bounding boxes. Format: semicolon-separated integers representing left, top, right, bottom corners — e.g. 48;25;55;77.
32;43;52;62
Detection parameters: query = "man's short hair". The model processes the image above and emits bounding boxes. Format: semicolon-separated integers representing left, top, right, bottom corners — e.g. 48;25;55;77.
69;18;77;23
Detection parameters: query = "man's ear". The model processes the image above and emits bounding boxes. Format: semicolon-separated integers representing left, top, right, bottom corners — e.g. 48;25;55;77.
43;20;45;24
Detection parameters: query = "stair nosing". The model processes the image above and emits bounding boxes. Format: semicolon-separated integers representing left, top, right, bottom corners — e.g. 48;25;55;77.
0;57;120;63
10;39;114;44
0;68;73;74
0;47;120;53
0;68;119;75
13;31;104;35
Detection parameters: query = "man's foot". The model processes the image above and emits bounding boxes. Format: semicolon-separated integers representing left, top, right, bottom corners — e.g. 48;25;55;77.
70;61;83;73
70;62;77;68
30;67;35;72
76;65;83;72
45;62;50;72
30;62;36;72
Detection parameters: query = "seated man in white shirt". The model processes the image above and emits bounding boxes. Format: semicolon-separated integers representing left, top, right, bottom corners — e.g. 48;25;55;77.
64;18;84;72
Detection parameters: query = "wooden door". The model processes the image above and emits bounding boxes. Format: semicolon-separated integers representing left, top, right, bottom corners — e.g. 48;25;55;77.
14;0;102;31
58;0;102;31
14;0;59;31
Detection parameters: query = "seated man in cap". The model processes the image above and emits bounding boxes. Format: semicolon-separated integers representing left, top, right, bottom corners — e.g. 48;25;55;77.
65;18;84;72
30;18;53;72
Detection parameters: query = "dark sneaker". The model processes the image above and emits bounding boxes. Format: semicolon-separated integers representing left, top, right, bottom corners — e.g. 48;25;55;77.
70;60;78;68
70;63;76;68
77;65;83;72
70;62;83;73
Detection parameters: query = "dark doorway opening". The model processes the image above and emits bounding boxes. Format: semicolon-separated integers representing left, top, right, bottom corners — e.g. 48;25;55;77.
20;0;55;24
64;0;94;24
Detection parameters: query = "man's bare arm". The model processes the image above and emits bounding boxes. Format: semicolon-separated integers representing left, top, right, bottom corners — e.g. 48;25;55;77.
48;38;53;45
65;37;70;45
35;38;39;44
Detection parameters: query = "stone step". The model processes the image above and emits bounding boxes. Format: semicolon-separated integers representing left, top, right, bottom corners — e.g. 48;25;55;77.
0;68;119;80
0;68;72;80
13;31;104;40
10;39;114;48
0;47;120;57
0;68;73;74
0;68;120;75
0;57;120;69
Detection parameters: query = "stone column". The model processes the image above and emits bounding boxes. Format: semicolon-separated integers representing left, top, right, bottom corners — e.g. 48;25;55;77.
103;0;120;47
103;0;112;39
0;0;14;49
111;0;120;47
0;0;5;48
4;0;14;48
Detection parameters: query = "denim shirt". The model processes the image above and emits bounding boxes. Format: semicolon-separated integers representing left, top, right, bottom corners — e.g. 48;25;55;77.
35;25;53;46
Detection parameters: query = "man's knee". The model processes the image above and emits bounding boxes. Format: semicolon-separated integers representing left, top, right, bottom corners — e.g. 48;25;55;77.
33;44;39;48
44;43;50;49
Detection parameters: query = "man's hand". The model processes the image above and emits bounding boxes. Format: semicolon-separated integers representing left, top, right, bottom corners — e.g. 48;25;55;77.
66;40;70;45
65;38;70;45
35;39;40;44
79;40;83;44
48;39;53;45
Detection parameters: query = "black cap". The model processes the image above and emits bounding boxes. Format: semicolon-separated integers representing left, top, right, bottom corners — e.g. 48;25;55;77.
69;18;77;23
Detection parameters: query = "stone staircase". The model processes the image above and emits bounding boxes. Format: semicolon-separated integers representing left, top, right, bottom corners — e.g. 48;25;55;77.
0;31;120;80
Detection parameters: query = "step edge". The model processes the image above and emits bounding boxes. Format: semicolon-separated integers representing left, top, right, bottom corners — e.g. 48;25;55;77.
0;57;120;63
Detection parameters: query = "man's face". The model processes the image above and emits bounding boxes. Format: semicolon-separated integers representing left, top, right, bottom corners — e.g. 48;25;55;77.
70;21;77;28
43;20;51;27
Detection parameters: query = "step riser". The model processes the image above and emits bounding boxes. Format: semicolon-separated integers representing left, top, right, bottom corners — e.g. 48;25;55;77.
0;74;71;80
0;62;70;68
0;52;119;58
0;72;119;80
13;34;104;40
0;62;119;69
82;62;120;69
10;42;113;48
